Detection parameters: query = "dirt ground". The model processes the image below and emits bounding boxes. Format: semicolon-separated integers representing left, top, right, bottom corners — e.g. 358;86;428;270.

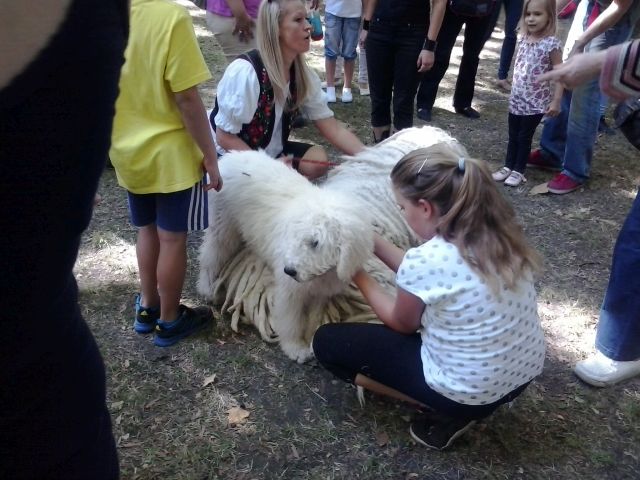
77;3;640;479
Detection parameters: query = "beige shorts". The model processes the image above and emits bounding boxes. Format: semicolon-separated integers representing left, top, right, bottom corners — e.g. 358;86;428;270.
205;12;257;63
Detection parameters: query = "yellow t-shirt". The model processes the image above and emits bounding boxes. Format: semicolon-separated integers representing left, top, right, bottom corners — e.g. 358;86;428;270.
110;0;212;194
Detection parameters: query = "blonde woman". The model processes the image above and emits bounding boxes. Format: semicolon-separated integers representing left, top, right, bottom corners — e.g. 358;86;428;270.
313;144;545;450
211;0;364;179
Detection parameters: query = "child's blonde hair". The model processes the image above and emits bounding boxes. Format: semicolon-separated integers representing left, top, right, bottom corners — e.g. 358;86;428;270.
257;0;313;110
391;144;542;289
519;0;557;37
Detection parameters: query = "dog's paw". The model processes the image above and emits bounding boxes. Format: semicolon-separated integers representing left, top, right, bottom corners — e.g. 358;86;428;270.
280;341;314;364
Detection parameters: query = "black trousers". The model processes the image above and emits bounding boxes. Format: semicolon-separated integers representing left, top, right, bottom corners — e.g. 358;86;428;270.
366;19;426;130
505;112;544;173
313;323;530;421
416;6;494;110
0;0;128;477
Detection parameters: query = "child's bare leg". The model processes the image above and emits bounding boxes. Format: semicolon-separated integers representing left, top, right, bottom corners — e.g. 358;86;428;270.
343;59;355;89
136;224;160;309
156;227;188;322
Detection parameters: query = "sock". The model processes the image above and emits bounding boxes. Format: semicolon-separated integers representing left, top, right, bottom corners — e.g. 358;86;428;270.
342;88;352;94
326;86;336;95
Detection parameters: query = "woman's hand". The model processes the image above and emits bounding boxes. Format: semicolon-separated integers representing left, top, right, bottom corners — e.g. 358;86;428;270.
537;50;605;90
417;50;434;72
359;29;368;49
546;100;561;117
233;13;255;43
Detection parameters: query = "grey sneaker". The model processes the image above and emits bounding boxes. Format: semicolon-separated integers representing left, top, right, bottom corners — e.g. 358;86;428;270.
154;305;213;347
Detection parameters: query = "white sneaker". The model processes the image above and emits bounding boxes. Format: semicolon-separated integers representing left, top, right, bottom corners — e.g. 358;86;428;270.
492;167;512;182
359;83;370;96
575;351;640;387
504;171;526;187
325;86;336;103
341;88;353;103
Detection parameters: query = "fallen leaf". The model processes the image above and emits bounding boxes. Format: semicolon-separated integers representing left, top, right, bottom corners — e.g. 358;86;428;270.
376;431;389;447
228;406;250;426
574;396;585;404
111;400;124;411
528;182;549;195
202;373;217;388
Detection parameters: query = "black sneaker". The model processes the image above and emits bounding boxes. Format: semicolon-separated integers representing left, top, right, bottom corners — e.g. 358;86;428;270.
409;417;476;450
417;108;432;122
154;305;213;347
134;293;160;334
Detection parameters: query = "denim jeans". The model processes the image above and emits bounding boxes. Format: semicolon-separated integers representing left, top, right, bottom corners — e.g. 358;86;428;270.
366;19;425;129
483;0;524;80
416;5;494;110
539;1;634;183
505;112;544;173
595;193;640;361
324;12;360;61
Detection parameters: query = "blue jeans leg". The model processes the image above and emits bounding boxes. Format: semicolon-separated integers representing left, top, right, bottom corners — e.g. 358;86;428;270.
596;193;640;361
539;91;570;165
555;7;633;182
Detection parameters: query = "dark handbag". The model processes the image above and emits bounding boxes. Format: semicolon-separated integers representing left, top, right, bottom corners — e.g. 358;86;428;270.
614;97;640;151
448;0;496;17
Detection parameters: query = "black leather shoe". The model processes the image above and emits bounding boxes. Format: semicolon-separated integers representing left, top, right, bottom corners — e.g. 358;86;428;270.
454;106;480;119
417;108;432;122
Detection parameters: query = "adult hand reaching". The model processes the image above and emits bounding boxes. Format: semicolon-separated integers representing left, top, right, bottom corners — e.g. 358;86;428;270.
233;12;255;43
537;50;606;90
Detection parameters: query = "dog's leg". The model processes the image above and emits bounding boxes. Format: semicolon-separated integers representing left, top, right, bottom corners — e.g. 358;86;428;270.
197;200;242;300
272;280;314;363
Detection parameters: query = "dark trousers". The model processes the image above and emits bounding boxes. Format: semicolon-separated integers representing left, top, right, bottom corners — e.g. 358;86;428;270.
416;7;494;110
366;20;425;129
505;112;544;173
482;0;524;80
0;0;127;477
313;323;529;421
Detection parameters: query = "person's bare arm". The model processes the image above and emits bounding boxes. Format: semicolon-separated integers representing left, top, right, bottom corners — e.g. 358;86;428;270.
417;0;446;72
216;128;253;152
546;48;564;116
569;0;633;56
174;86;222;191
353;270;424;333
537;49;606;88
359;0;377;47
373;234;406;273
226;0;255;43
313;117;365;155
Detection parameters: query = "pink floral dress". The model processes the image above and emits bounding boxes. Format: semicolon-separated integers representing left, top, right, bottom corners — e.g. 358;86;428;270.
509;35;562;115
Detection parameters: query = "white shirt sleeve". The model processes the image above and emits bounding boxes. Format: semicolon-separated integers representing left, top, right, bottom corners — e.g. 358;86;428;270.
214;59;259;133
301;68;334;121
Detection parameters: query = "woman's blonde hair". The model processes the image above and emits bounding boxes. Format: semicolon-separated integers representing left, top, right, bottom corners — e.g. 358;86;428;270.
257;0;313;110
519;0;557;37
391;144;542;290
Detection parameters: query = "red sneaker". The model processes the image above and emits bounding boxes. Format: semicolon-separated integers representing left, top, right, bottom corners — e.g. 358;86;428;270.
547;173;583;194
527;150;562;171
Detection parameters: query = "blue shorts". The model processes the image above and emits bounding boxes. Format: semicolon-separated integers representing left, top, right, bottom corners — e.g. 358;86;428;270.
127;176;209;232
324;13;360;61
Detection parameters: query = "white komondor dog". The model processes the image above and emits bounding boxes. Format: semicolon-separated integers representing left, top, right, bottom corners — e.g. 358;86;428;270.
198;126;467;362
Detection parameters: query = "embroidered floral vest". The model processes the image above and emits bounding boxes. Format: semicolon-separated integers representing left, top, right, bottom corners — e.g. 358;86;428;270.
209;49;298;152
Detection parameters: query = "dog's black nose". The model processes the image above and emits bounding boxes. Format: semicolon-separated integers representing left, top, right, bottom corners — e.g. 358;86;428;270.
284;266;297;278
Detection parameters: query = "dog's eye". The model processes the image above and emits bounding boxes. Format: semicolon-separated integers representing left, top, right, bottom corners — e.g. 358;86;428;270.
309;239;319;249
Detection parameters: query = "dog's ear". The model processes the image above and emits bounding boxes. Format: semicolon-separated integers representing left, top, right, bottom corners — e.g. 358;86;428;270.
336;210;374;283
